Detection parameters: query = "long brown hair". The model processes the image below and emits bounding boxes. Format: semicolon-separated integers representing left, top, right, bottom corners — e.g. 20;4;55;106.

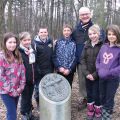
2;32;22;64
106;25;120;44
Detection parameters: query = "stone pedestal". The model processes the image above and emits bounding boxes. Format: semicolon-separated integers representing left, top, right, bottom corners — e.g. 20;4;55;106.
39;73;71;120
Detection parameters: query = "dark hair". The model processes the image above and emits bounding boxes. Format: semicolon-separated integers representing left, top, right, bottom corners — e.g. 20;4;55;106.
2;32;22;64
38;27;48;32
106;25;120;44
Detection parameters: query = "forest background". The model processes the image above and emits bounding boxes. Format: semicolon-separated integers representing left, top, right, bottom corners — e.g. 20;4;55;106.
0;0;120;40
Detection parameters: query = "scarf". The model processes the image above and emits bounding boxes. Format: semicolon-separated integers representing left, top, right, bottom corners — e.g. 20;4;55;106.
78;19;93;31
20;44;35;64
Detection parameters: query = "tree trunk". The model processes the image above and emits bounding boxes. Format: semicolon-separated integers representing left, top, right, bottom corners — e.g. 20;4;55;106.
0;0;8;39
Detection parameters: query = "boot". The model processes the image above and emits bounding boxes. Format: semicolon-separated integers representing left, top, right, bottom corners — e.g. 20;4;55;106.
102;108;112;120
87;102;95;120
94;105;102;120
78;97;87;110
21;110;33;120
21;113;30;120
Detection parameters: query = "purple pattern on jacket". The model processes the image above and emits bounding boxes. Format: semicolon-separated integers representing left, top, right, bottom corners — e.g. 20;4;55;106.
96;43;120;79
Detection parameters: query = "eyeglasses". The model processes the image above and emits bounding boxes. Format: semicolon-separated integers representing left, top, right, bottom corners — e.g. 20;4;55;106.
80;13;90;16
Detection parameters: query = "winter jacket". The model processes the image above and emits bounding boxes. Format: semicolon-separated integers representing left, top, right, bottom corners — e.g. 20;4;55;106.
32;36;54;77
96;43;120;79
0;51;26;97
81;40;103;79
53;37;76;72
72;20;93;63
19;47;35;85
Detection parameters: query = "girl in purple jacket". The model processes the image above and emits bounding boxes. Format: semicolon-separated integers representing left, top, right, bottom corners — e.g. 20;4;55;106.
0;33;26;120
96;25;120;119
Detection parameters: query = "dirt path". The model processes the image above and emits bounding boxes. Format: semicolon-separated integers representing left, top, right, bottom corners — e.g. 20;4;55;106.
0;73;120;120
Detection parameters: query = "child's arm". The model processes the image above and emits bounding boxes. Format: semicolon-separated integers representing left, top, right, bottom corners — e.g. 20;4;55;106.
109;54;120;77
0;58;10;92
52;41;61;70
80;48;90;77
17;64;26;94
68;43;77;72
86;74;95;81
91;71;98;80
96;49;101;71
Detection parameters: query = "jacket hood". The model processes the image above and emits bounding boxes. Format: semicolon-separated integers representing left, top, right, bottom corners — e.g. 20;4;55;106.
34;35;52;44
105;42;120;48
84;40;103;48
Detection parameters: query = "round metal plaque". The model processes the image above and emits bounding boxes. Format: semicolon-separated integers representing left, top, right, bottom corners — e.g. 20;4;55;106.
40;73;70;102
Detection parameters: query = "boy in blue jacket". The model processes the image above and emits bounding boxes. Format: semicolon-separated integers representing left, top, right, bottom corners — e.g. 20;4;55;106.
53;24;76;87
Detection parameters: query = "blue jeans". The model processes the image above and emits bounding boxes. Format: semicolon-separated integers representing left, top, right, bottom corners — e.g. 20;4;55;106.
1;94;19;120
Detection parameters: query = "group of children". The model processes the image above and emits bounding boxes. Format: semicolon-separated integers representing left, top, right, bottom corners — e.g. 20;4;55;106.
0;23;120;120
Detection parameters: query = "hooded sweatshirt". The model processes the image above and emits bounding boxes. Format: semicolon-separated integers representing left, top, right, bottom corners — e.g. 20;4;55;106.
96;43;120;79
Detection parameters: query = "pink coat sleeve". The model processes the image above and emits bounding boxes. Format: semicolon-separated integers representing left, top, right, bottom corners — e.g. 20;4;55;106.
0;58;10;93
17;64;26;94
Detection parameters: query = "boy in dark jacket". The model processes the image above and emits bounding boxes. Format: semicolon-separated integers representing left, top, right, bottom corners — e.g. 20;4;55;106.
19;32;35;120
32;27;54;108
81;25;102;120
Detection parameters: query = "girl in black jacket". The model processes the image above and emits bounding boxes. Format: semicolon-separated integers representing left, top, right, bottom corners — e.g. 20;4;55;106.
80;25;102;120
19;32;35;120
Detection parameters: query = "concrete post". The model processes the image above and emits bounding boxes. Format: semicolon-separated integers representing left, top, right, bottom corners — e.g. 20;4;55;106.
39;73;71;120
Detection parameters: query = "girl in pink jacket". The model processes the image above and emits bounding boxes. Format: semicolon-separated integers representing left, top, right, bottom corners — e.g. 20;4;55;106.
0;32;26;120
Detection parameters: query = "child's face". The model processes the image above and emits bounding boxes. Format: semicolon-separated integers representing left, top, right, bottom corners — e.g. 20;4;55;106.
21;35;31;48
88;30;99;43
107;30;117;44
38;28;48;40
6;37;17;52
63;27;72;38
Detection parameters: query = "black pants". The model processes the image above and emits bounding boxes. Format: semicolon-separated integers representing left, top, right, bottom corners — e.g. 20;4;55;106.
34;73;45;103
34;71;53;103
99;78;119;112
20;84;34;115
58;72;74;88
86;79;100;106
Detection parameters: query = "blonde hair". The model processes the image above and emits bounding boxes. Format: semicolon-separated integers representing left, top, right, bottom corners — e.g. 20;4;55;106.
19;32;31;41
88;24;100;35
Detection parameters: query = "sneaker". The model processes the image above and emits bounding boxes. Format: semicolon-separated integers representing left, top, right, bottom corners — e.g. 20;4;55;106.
102;109;112;120
21;114;30;120
78;98;87;111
